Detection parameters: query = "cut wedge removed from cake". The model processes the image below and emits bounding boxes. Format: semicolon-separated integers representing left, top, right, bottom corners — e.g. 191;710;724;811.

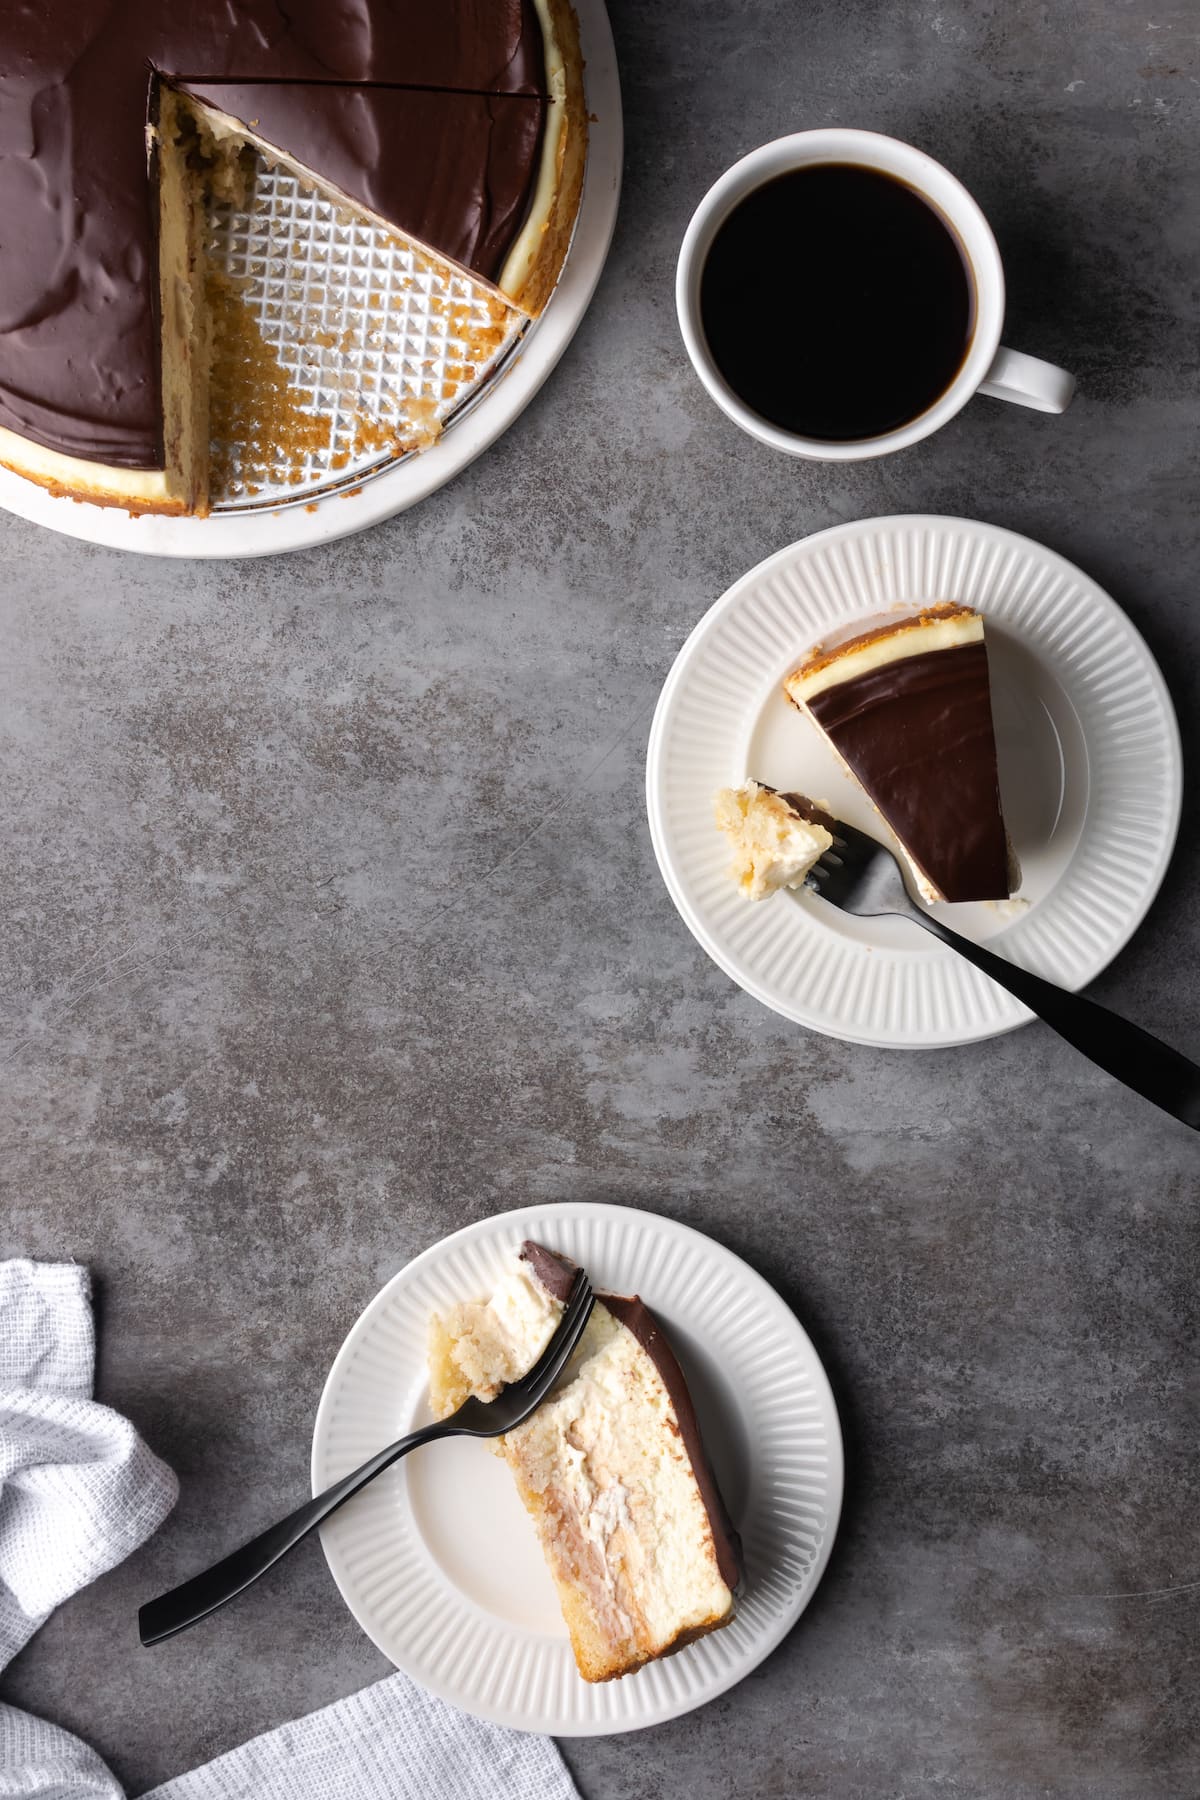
783;603;1016;904
0;0;586;516
714;781;835;901
429;1241;742;1683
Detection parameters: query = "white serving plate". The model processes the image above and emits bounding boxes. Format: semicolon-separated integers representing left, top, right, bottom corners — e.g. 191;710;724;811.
0;0;621;559
646;516;1182;1049
312;1202;843;1735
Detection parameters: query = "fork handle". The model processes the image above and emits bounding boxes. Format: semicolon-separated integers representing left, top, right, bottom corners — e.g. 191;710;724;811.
915;914;1200;1130
138;1420;452;1646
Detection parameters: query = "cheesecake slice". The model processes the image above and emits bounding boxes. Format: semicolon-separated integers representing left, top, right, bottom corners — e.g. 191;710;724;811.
429;1242;741;1683
783;603;1015;903
714;780;835;901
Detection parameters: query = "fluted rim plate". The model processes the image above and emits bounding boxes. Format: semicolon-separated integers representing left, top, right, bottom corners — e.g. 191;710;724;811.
312;1202;843;1734
646;516;1182;1048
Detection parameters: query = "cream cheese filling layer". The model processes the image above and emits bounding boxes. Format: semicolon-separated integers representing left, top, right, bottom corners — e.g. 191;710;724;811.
429;1260;563;1410
786;609;984;702
504;1307;733;1649
429;1253;735;1673
714;781;833;902
0;426;181;508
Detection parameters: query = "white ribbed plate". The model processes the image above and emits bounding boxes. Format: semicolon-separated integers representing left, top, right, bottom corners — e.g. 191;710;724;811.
646;516;1182;1049
312;1202;842;1734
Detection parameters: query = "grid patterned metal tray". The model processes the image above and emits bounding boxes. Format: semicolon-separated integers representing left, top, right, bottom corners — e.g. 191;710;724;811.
207;155;529;512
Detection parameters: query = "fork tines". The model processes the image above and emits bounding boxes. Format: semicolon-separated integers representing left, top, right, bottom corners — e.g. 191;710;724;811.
517;1270;594;1399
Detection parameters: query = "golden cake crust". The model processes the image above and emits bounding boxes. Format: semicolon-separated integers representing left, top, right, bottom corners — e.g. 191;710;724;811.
790;601;978;686
503;0;588;317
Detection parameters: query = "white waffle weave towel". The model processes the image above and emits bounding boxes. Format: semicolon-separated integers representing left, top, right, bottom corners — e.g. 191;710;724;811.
0;1260;178;1666
140;1673;578;1800
0;1260;578;1800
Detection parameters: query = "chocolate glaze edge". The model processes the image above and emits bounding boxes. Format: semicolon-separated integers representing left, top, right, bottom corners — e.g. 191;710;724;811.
520;1238;578;1303
759;783;839;836
601;1294;744;1593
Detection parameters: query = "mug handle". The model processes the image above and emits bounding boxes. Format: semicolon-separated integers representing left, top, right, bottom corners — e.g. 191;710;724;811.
977;345;1076;414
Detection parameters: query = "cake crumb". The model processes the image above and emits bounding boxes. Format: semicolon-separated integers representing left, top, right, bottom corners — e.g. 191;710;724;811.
207;269;332;492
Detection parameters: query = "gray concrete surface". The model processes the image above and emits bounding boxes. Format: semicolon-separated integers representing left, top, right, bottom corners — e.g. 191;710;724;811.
2;0;1198;1794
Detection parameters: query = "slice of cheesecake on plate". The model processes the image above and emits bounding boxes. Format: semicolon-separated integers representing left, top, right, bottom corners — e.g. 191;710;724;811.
783;602;1016;903
429;1241;741;1682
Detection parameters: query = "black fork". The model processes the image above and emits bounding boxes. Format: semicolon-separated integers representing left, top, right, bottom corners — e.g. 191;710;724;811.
806;815;1200;1132
139;1268;595;1646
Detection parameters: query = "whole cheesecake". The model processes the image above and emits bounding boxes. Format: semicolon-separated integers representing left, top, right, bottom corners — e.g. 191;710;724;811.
0;0;585;515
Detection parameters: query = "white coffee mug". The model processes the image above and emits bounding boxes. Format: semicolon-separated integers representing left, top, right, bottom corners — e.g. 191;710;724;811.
676;128;1075;461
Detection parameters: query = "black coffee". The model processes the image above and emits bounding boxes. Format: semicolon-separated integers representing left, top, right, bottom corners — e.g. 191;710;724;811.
699;163;974;441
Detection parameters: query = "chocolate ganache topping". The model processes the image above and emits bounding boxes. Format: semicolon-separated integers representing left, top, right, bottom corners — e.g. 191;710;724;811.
0;1;548;468
806;640;1010;902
